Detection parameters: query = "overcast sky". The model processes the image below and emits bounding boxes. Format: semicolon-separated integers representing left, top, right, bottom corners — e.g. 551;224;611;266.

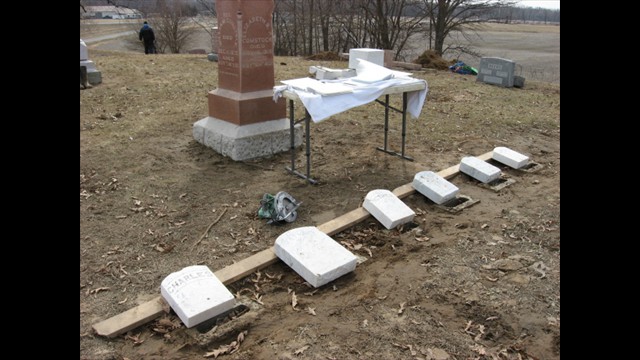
518;0;560;9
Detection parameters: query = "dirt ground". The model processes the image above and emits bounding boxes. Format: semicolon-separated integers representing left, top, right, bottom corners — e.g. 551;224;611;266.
80;23;560;360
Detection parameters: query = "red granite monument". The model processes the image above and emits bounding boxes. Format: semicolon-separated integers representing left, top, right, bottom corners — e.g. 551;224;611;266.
193;0;300;160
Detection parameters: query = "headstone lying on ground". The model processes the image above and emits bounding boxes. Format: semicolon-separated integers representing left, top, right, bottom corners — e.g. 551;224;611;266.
160;265;235;328
412;171;460;205
492;147;529;169
363;189;415;229
275;226;357;288
460;156;501;184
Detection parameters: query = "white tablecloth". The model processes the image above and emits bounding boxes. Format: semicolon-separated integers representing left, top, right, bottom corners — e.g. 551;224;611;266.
274;77;428;123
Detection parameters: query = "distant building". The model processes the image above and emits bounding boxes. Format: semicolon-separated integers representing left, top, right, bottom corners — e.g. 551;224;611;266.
83;6;142;20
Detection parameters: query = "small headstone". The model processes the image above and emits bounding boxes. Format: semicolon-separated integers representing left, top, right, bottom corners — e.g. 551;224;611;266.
80;39;102;85
476;57;515;87
348;48;384;69
274;226;357;288
160;265;235;328
383;49;394;67
80;39;89;61
309;66;355;80
492;147;529;169
412;171;460;205
460;156;501;184
363;189;415;229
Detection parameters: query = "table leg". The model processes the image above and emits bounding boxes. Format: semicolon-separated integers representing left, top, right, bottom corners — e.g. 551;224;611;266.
304;110;313;182
382;94;389;151
401;92;408;157
375;93;413;161
285;107;318;184
289;99;295;172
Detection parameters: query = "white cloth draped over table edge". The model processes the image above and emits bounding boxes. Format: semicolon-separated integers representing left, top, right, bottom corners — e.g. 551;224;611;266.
273;58;429;123
273;77;428;123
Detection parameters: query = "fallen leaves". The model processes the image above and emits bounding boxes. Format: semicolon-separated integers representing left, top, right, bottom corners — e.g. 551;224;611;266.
252;292;264;305
86;287;110;296
397;302;406;315
530;261;549;278
125;333;144;346
392;343;417;356
152;316;182;336
154;242;175;253
464;320;486;341
306;306;316;316
294;345;310;355
203;330;248;358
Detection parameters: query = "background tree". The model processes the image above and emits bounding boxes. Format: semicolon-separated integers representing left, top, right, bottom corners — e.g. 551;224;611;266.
150;0;197;53
191;0;218;52
360;0;428;60
423;0;516;56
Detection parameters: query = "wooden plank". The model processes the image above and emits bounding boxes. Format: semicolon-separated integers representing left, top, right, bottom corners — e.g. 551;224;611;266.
93;248;278;338
317;208;370;236
214;248;278;284
92;297;165;338
392;61;422;71
92;151;492;338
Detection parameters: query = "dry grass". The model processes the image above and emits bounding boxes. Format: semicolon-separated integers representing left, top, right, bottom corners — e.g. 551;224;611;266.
80;50;560;360
81;50;559;169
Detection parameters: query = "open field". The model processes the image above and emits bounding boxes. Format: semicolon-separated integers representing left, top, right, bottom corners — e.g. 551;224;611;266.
82;20;560;84
80;21;560;360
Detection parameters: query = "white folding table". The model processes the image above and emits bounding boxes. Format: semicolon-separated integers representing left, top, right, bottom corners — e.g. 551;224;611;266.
279;79;427;184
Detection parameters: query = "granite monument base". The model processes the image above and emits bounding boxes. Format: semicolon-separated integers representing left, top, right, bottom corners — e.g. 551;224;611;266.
80;60;102;85
193;117;302;161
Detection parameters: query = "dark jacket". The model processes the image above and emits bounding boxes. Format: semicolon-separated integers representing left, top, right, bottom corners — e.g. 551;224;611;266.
139;24;155;43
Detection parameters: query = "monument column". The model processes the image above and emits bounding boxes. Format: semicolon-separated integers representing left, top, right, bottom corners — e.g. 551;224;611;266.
193;0;301;161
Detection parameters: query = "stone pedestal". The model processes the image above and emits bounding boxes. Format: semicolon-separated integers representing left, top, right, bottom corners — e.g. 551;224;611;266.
194;0;300;160
80;39;102;85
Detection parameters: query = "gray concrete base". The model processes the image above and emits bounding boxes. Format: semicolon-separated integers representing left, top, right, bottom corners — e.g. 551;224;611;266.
81;60;102;85
87;70;102;85
193;116;303;161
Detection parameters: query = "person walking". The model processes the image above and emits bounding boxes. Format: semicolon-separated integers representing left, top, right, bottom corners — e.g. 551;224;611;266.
139;21;156;54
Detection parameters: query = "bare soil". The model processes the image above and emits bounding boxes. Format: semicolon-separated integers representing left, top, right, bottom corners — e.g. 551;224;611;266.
80;23;560;360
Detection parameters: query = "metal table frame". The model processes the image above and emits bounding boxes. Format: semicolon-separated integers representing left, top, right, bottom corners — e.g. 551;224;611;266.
282;81;426;184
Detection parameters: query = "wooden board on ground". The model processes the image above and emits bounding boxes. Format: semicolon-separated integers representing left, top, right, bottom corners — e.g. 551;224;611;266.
92;151;493;338
93;248;279;338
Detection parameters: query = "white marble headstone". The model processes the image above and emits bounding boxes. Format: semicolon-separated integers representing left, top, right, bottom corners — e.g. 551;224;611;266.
80;39;88;61
160;265;235;328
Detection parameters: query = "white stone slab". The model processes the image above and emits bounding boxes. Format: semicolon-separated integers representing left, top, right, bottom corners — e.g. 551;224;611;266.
80;39;88;61
349;48;384;69
160;265;235;328
363;189;415;229
460;157;501;184
492;147;529;169
412;171;460;204
80;60;98;73
275;226;357;288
